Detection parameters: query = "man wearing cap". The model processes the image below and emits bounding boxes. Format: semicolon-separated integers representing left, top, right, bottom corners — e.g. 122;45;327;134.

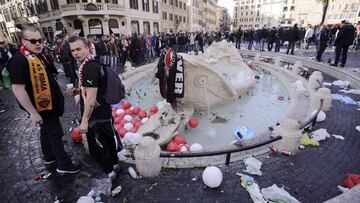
7;25;81;174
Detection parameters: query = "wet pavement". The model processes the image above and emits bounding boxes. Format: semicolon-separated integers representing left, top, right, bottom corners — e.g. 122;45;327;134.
0;48;360;202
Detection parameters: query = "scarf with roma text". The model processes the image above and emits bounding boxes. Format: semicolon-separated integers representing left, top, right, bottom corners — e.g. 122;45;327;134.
20;45;52;112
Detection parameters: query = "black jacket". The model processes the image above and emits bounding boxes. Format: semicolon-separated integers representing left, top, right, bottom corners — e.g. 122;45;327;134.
287;27;300;42
335;24;356;46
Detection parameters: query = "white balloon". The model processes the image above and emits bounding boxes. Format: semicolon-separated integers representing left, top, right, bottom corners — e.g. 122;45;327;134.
76;196;94;203
141;117;149;124
130;106;135;111
124;132;143;145
190;143;203;151
202;166;223;188
156;101;165;110
124;122;134;131
316;111;326;122
116;109;125;115
124;115;133;122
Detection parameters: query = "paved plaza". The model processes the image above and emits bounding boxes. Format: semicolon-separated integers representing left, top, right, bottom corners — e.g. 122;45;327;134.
0;47;360;202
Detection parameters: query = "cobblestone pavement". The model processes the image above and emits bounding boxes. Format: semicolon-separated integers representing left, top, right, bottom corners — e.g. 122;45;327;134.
0;50;360;202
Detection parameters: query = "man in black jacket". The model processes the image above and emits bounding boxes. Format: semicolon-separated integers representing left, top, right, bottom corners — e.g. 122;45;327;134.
331;20;356;67
8;26;80;174
235;28;243;49
316;25;330;62
56;34;78;86
286;24;300;55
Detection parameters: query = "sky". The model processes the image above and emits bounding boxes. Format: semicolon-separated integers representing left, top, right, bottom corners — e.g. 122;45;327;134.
217;0;234;17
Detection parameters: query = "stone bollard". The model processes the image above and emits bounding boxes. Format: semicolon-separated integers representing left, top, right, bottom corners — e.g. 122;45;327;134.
317;88;332;111
274;56;282;66
254;53;261;62
292;61;303;75
273;119;301;154
134;136;161;177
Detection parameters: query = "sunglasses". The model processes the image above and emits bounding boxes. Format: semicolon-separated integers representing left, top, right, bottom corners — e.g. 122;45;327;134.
23;38;44;45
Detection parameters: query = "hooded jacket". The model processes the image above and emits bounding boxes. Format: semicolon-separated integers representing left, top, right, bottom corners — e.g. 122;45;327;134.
335;24;356;46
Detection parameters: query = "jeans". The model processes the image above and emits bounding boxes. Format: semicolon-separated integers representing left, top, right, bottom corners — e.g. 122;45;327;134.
286;41;296;55
235;39;241;49
275;40;281;52
316;42;327;61
260;38;266;51
334;44;350;66
248;40;254;50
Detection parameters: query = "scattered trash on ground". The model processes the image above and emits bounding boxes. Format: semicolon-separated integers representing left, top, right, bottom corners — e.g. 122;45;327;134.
238;173;266;203
332;80;350;89
243;156;263;176
356;126;360;132
145;182;158;191
339;89;360;95
261;184;300;203
338;185;349;193
300;134;320;146
0;110;5;113
211;115;229;123
323;82;332;86
76;196;94;203
111;185;122;196
331;94;357;105
202;166;223;188
309;129;331;141
299;145;305;149
128;167;140;179
343;174;360;189
332;134;345;140
87;177;112;197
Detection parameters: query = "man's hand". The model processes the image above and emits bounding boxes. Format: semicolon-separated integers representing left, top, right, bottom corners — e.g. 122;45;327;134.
66;88;80;96
79;121;88;134
30;112;43;126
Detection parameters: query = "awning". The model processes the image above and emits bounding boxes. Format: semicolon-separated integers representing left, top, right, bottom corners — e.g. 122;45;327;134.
110;28;121;34
73;29;82;35
89;28;102;35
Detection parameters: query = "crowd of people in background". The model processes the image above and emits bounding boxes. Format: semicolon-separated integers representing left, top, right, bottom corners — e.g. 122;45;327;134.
1;20;360;86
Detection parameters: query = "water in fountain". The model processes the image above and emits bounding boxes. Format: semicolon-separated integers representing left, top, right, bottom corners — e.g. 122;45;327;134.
127;66;289;150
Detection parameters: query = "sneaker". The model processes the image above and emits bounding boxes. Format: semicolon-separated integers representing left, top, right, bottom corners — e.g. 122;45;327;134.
340;64;345;67
44;159;56;165
56;164;81;174
330;63;338;67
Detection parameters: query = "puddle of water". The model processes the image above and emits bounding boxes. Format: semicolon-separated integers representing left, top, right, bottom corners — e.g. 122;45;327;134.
127;68;289;149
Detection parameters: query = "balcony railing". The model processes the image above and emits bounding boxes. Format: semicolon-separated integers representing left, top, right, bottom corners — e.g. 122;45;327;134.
60;2;125;13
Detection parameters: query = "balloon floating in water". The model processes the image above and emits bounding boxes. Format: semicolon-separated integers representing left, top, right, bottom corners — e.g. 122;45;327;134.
71;127;82;142
188;118;199;128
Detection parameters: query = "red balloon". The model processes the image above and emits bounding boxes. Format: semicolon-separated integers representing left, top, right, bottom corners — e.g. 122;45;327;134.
264;58;270;63
138;111;147;119
122;101;131;109
118;128;127;138
188;118;199;128
132;106;141;115
71;127;82;142
135;122;142;128
120;119;127;126
112;111;117;118
173;135;186;145
149;106;158;114
125;109;133;115
166;142;178;152
129;127;138;133
114;116;122;124
114;124;122;131
131;118;140;125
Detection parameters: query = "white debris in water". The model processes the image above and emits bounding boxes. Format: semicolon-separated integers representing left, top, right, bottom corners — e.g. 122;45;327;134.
307;110;326;122
243;156;263;176
76;196;94;203
339;89;360;95
310;129;331;141
323;82;332;86
332;80;350;89
111;185;122;196
356;126;360;132
299;145;305;149
261;184;300;203
202;166;223;188
332;134;345;140
291;80;307;93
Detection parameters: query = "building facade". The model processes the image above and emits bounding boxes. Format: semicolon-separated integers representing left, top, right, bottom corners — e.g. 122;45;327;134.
0;0;41;43
160;0;187;33
187;0;219;32
294;0;360;26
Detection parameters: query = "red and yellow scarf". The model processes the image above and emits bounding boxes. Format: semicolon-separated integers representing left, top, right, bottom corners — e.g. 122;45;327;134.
20;45;52;112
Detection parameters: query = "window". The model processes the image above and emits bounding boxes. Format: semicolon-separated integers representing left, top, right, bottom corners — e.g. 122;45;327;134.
179;1;182;9
162;11;167;20
170;0;173;6
283;7;287;12
169;13;173;20
153;1;158;13
183;16;185;22
183;3;186;10
143;0;149;11
175;0;178;7
290;6;294;11
130;0;138;9
50;0;59;10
